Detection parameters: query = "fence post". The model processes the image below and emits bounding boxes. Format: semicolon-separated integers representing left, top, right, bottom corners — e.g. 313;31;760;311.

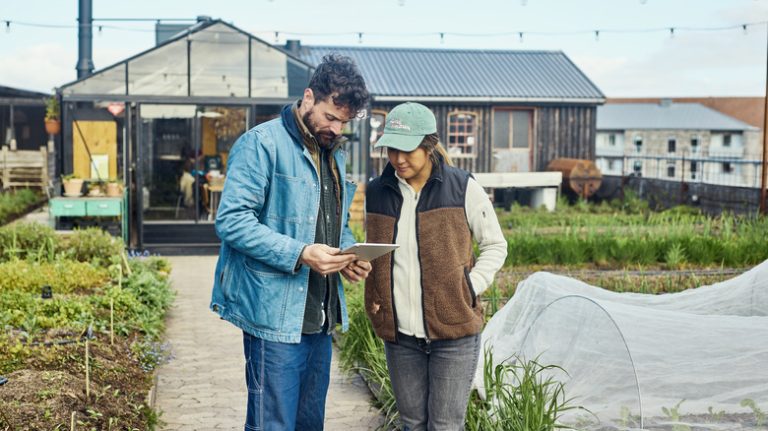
1;145;9;191
40;146;49;190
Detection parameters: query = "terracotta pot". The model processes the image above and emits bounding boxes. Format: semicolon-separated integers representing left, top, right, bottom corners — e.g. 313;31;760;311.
106;182;122;197
45;119;61;135
62;179;84;197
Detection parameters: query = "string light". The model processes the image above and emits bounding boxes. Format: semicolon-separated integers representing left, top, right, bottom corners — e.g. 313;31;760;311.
0;17;765;41
594;30;600;41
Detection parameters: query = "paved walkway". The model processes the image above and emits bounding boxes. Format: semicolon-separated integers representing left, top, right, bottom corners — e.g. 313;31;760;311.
155;256;385;430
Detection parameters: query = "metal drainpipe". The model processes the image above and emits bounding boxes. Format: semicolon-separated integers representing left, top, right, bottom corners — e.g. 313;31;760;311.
76;0;94;79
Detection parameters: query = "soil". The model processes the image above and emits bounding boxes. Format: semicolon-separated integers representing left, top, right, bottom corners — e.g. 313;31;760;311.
0;334;156;431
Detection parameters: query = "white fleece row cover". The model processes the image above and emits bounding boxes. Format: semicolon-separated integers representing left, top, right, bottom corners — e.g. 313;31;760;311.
476;259;768;430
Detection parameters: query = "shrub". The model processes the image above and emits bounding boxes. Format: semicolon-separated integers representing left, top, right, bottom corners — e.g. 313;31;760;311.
0;260;109;294
56;228;124;267
0;189;41;225
0;223;57;262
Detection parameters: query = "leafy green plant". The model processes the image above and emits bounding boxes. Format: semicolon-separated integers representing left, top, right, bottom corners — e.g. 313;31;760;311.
740;399;766;427
661;399;691;431
0;259;109;294
466;349;587;431
44;95;60;121
56;228;125;268
0;189;42;226
665;243;687;269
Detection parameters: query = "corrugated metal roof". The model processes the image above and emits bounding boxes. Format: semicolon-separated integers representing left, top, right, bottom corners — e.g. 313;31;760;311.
298;46;604;101
597;103;758;131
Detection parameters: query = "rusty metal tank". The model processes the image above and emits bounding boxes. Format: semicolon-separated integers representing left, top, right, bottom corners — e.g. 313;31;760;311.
546;158;602;199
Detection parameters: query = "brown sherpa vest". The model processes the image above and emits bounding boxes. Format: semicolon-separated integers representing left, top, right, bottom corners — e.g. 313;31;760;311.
364;162;484;343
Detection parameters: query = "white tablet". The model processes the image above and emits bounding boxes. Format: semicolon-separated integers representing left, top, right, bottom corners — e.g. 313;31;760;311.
341;243;399;261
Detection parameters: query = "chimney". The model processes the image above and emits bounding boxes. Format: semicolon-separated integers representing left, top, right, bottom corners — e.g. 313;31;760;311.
76;0;94;79
284;39;302;55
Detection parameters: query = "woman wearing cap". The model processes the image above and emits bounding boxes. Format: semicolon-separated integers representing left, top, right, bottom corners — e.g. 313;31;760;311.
364;102;507;430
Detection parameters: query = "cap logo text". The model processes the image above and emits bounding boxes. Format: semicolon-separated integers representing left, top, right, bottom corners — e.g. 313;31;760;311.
387;119;411;131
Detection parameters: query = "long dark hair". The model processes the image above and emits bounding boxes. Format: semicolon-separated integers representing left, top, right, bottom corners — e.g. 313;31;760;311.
419;133;453;167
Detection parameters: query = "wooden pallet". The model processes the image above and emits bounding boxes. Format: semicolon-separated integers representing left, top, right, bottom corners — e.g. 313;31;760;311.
0;146;49;191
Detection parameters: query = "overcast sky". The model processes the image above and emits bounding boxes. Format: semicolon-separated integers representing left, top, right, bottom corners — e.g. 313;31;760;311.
1;0;767;97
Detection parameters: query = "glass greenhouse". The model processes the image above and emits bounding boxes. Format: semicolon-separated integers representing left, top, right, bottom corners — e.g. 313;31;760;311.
56;19;367;249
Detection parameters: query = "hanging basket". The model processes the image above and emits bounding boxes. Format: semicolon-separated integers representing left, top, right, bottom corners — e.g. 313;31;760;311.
45;119;61;135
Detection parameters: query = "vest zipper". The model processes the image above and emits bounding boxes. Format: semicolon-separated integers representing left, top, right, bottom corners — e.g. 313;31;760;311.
386;181;403;343
414;184;431;345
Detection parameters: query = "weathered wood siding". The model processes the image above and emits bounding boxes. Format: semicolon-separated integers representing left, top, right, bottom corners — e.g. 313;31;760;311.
369;103;597;176
535;106;597;171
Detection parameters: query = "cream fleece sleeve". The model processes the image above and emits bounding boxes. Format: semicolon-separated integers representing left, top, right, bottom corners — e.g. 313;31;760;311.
465;177;508;296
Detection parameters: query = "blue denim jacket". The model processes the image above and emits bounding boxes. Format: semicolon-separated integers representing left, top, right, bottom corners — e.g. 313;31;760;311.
210;104;357;344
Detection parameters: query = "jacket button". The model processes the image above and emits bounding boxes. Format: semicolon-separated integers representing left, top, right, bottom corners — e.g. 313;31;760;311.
212;305;219;312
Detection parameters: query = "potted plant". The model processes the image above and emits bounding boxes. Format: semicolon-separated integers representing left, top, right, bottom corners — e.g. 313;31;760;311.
44;95;61;135
61;174;84;197
88;179;106;197
105;178;123;197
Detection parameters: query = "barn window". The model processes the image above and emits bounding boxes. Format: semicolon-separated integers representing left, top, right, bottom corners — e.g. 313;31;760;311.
493;110;532;150
369;109;387;157
447;111;478;156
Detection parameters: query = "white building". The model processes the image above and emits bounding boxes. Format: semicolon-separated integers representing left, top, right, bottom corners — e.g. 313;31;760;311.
596;101;761;188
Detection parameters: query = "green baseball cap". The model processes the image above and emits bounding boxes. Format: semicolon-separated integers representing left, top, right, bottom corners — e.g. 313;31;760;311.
374;102;436;152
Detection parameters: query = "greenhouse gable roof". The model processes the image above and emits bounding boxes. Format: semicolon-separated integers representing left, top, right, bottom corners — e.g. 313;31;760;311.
60;20;315;101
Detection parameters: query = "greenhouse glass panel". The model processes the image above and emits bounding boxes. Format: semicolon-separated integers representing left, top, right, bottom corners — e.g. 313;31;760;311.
250;40;290;98
62;63;126;96
127;37;188;96
190;23;249;97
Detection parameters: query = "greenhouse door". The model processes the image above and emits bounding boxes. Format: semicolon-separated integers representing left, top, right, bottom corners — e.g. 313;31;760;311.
135;104;248;249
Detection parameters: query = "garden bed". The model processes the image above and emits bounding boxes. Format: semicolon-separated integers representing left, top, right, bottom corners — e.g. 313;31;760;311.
0;190;45;226
0;223;173;430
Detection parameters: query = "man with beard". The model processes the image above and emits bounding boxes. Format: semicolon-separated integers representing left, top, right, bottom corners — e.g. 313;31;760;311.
210;54;371;430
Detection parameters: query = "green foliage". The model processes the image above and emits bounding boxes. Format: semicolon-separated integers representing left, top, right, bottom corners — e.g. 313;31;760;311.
56;228;125;267
740;399;766;427
664;243;687;269
0;222;57;262
502;215;768;268
0;189;41;225
0;260;109;294
466;349;585;431
44;95;60;121
348;221;365;243
338;284;400;429
661;399;692;431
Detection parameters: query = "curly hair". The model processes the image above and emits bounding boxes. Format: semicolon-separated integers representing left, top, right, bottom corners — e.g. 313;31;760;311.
308;54;370;114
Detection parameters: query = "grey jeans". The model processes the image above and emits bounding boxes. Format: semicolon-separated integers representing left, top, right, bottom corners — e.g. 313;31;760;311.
384;332;481;431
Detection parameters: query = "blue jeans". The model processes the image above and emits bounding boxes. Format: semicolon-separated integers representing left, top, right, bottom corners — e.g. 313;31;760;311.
243;331;332;431
384;332;481;431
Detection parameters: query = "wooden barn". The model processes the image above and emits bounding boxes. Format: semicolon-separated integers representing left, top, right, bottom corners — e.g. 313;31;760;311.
295;43;605;177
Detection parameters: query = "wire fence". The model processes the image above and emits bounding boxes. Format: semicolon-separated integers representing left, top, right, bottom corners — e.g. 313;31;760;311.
597;151;765;189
